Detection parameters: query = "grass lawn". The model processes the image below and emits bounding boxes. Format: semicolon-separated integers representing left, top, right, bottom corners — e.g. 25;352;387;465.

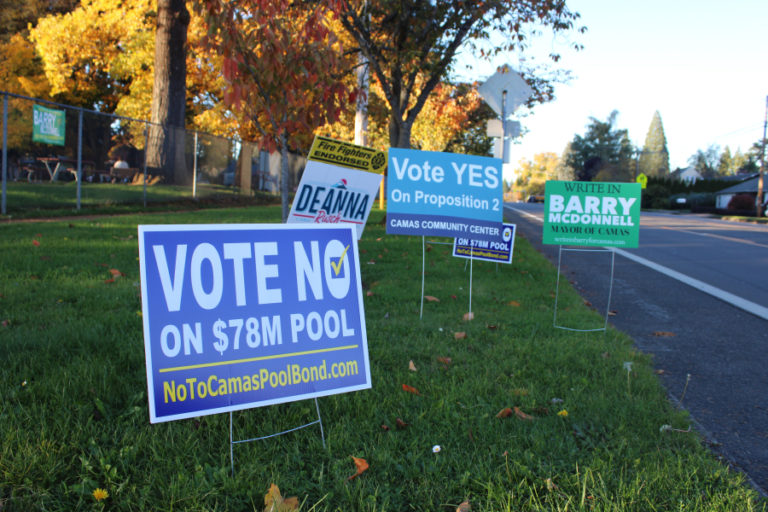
1;181;275;220
0;206;764;511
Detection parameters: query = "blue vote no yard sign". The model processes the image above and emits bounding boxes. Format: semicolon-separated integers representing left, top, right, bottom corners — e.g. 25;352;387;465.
138;224;371;423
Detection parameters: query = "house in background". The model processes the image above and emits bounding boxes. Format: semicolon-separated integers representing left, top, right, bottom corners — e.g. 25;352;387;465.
714;175;767;209
670;166;702;183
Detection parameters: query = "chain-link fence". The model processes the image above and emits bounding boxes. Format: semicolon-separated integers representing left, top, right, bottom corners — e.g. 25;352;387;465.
1;91;307;217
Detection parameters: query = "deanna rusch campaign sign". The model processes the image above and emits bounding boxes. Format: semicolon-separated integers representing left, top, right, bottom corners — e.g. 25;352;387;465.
543;181;641;248
138;224;371;423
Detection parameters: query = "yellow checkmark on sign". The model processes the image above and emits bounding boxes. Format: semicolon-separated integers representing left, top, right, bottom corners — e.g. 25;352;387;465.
330;244;350;276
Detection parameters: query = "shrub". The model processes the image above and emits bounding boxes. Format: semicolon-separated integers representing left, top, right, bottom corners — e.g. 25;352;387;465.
727;193;756;211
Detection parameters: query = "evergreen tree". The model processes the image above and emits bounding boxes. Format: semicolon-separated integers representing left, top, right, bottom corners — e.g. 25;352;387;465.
638;110;670;177
566;111;634;181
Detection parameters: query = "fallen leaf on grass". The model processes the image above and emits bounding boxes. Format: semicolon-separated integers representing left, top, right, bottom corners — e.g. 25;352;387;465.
454;332;466;340
32;240;40;247
109;269;125;277
653;331;676;337
463;312;474;321
451;294;457;300
366;290;374;297
264;483;298;511
424;295;440;302
437;356;452;366
514;407;535;421
402;384;420;395
395;418;409;429
496;407;513;418
348;457;369;480
381;424;390;431
507;300;520;307
655;369;666;375
456;501;472;512
408;360;417;372
583;300;593;307
104;279;115;284
487;324;498;330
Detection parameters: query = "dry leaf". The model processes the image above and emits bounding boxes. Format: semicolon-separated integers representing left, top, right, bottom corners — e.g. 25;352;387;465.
463;312;474;321
545;478;559;491
496;407;513;418
263;483;299;512
514;406;535;421
32;240;40;247
507;300;520;307
608;310;618;316
408;360;418;372
451;294;457;300
348;456;369;480
653;331;676;337
366;290;374;297
109;269;125;277
424;295;440;302
655;369;666;375
437;356;452;366
454;332;466;340
583;300;593;307
402;384;420;395
395;418;409;429
104;279;115;284
457;501;472;512
381;424;390;431
487;324;498;330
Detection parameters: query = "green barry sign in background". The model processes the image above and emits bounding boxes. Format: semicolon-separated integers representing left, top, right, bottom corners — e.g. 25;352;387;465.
32;104;66;146
543;181;641;248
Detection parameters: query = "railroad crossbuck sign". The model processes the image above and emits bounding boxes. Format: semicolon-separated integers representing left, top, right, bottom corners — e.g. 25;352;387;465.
543;181;642;248
138;224;371;423
386;148;504;241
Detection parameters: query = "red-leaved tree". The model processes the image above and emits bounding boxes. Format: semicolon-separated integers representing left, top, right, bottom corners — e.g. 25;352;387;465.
194;0;349;220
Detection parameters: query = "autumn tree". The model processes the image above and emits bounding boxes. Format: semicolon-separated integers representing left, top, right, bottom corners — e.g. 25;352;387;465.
0;0;79;43
566;111;634;182
515;152;559;196
321;77;493;155
638;110;669;177
196;0;349;220
331;0;584;149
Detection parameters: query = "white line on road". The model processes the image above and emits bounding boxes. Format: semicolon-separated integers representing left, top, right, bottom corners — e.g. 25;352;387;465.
504;204;768;321
610;248;768;321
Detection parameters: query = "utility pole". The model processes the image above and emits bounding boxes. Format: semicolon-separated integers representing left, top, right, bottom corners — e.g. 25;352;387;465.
758;95;767;217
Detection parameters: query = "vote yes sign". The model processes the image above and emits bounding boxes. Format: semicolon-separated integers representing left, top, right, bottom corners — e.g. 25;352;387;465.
386;148;503;241
138;224;371;423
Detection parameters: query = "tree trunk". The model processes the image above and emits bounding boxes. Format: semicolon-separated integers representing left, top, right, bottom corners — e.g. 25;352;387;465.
280;130;290;222
148;0;189;184
388;114;412;149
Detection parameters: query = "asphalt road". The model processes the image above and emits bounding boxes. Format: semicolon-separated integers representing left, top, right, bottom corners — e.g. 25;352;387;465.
504;203;768;494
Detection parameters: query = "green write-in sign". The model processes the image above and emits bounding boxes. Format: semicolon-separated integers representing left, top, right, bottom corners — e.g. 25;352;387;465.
543;181;641;248
32;104;66;146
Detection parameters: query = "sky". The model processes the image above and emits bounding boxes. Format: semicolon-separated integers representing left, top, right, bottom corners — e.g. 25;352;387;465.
456;0;768;178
